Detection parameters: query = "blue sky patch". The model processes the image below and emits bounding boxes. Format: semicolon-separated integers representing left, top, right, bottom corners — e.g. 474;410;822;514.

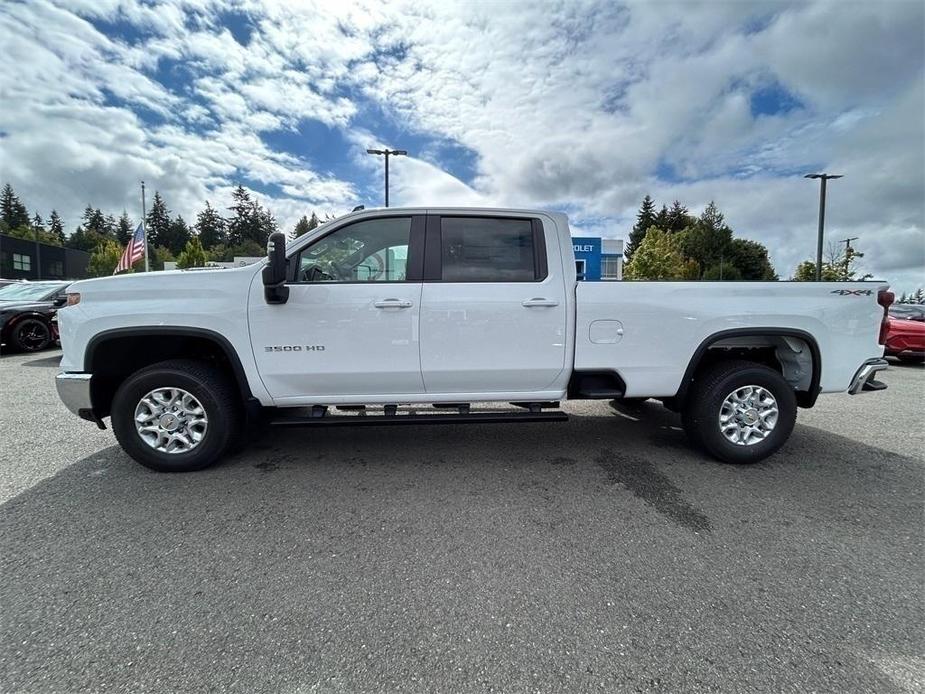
750;81;805;117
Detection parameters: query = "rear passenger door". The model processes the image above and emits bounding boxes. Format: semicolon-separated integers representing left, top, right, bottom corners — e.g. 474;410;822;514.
419;214;568;394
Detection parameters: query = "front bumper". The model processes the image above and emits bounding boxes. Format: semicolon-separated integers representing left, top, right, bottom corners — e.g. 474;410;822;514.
55;372;101;425
847;358;889;394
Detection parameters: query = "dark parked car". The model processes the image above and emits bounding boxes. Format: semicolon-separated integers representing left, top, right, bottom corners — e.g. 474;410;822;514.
0;281;70;352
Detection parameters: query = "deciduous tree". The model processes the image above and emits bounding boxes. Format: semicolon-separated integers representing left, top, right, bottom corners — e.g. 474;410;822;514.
624;227;691;280
176;237;208;269
88;239;125;277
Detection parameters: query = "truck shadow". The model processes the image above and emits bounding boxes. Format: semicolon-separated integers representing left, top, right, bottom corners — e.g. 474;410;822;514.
1;415;921;692
21;354;62;368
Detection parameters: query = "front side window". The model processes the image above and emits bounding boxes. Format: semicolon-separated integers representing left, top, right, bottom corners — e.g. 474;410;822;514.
440;217;538;282
295;217;411;283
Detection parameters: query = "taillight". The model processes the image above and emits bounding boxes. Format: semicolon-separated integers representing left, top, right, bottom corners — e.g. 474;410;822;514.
878;289;894;345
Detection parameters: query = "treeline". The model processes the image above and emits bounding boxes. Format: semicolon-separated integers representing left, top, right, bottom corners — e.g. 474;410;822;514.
1;182;332;276
623;196;778;281
2;182;279;273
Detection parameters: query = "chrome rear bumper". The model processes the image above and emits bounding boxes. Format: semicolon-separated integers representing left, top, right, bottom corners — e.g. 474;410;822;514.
848;358;889;395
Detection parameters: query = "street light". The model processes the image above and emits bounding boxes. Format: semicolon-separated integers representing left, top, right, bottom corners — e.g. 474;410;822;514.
804;173;843;281
366;148;407;207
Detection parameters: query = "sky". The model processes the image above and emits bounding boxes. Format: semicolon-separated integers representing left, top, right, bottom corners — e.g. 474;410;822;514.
0;0;923;291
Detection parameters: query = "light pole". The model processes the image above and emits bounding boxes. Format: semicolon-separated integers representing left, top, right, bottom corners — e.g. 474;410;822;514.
804;173;843;281
366;148;407;207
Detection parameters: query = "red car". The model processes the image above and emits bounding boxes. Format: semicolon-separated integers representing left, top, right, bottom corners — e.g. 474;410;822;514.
884;305;925;363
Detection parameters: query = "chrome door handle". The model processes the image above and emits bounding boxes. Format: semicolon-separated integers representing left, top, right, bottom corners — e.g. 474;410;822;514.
522;298;559;307
374;299;413;309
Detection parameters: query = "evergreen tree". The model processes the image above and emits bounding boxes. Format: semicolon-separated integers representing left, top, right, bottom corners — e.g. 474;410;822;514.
49;210;65;245
176;237;208;269
726;238;778;280
665;201;691;234
161;215;191;255
257;204;277;245
104;214;117;237
699;201;725;232
116;212;133;246
195;201;226;249
81;206;110;236
227;185;274;247
654;204;670;230
1;183;31;231
227;185;255;246
914;288;925;304
145;192;171;249
625;195;657;261
293;211;321;239
293;215;311;238
32;212;45;231
676;201;733;277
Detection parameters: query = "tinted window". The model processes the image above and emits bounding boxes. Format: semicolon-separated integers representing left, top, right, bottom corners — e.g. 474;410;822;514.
440;217;538;282
296;217;411;283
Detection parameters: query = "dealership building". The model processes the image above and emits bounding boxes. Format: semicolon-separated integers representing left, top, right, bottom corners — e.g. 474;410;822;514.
0;234;90;281
572;237;623;281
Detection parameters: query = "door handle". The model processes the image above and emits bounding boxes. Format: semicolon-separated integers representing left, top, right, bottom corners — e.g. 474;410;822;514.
374;299;413;309
522;298;559;307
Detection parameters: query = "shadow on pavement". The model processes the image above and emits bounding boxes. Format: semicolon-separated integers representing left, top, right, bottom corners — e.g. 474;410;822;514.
1;408;922;692
21;354;62;368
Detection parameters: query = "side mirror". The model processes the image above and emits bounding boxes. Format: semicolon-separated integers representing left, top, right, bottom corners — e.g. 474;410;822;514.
262;232;290;305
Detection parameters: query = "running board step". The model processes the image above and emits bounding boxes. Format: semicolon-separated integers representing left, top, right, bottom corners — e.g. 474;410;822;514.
269;410;569;428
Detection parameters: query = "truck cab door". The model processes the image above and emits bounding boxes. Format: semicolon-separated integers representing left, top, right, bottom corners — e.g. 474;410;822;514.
418;214;569;395
248;214;426;404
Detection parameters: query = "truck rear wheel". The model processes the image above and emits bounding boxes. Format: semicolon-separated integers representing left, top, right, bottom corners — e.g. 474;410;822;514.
111;359;241;472
681;360;796;464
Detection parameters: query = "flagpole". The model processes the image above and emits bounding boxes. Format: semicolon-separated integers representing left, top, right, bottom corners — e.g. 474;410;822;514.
141;180;149;272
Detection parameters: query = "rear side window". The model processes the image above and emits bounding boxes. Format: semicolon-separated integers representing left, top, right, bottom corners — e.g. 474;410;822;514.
439;217;542;282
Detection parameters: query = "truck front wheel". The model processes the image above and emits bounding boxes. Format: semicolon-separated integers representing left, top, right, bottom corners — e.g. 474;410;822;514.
111;359;241;472
681;360;797;464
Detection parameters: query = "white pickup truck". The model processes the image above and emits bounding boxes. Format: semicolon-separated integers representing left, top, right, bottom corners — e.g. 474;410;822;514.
55;207;893;472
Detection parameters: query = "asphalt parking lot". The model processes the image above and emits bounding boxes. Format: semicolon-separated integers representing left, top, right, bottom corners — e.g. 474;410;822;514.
1;350;923;693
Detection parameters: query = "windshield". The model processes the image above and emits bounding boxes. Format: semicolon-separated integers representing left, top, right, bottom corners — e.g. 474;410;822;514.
0;283;66;302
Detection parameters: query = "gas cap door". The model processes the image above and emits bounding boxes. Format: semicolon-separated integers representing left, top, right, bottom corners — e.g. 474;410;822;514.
590;320;624;344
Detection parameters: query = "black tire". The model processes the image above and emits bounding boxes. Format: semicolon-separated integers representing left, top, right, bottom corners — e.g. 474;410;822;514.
681;360;797;465
11;318;51;352
111;359;242;472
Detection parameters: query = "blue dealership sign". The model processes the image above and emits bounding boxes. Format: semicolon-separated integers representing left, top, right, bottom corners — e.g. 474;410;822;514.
572;236;602;280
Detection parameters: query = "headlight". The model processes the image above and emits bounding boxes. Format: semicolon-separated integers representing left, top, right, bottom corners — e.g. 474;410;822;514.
66;293;81;306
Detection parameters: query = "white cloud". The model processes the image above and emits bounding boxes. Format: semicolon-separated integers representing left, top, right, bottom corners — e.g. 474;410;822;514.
0;0;922;292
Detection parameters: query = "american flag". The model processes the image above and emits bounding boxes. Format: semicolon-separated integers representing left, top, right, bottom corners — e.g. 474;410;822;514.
114;223;146;274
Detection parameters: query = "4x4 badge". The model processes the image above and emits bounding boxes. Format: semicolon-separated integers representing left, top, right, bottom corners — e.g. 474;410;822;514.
831;289;873;296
